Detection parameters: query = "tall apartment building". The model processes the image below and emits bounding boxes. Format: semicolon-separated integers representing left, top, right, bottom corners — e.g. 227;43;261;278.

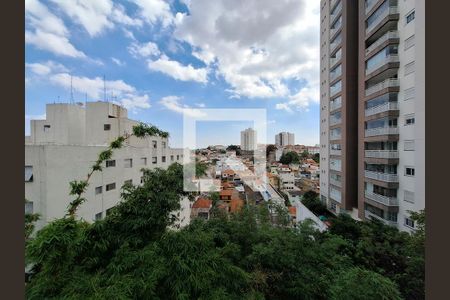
319;0;359;219
275;132;295;147
25;102;188;230
240;128;257;151
320;0;425;232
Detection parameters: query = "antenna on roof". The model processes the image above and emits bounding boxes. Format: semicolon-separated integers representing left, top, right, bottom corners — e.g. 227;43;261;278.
103;75;107;102
85;92;87;105
70;75;74;104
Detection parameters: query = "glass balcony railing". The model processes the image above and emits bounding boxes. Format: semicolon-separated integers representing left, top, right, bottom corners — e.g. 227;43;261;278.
364;170;399;182
366;31;399;55
329;116;342;126
366;54;399;75
366;6;399;35
365;101;398;116
330;100;342;111
365;126;399;137
365;191;399;206
330;56;341;68
365;0;378;15
330;132;342;140
330;188;342;202
365;149;399;159
365;78;399;96
365;210;398;226
330;149;342;156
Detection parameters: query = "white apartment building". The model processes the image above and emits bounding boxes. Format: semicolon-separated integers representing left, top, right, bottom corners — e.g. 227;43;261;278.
25;102;186;230
240;128;257;151
275;132;295;147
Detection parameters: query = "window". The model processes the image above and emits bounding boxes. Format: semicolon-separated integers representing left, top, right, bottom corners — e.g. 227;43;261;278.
405;217;415;228
162;141;166;148
404;87;415;101
95;212;103;221
152;156;157;164
124;179;132;185
44;125;51;132
177;155;180;160
95;186;102;195
404;61;415;76
140;176;145;184
152;140;157;148
141;157;147;165
25;166;33;182
404;35;415;50
25;201;33;214
106;160;116;167
171;155;174;162
405;167;415;177
387;211;398;222
404;190;415;203
106;183;116;191
162;156;166;163
124;158;133;168
406;10;415;24
405;114;415;126
330;202;337;212
404;140;415;151
104;124;111;131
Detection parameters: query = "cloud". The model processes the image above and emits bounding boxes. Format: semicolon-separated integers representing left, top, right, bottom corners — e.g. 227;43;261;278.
173;0;320;104
25;0;86;58
128;41;160;58
116;94;151;111
49;1;142;38
159;96;206;118
26;61;69;76
275;83;319;112
131;0;174;27
195;102;206;108
111;57;126;66
148;55;208;83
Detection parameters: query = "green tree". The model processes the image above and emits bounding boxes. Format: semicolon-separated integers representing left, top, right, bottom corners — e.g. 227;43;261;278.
313;153;320;163
279;151;300;164
266;144;277;158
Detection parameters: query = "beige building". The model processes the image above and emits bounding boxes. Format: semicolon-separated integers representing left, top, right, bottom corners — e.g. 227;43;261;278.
240;128;257;151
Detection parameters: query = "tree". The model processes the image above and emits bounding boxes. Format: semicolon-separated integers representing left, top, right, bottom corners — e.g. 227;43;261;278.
266;144;277;158
329;267;402;300
279;151;300;164
313;153;320;163
226;145;240;151
300;150;309;159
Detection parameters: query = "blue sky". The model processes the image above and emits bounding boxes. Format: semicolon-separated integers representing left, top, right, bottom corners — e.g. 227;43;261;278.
25;0;320;148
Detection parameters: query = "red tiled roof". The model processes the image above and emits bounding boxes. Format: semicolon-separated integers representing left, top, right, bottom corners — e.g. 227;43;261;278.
192;198;212;209
230;198;244;213
288;206;297;216
220;190;233;197
223;169;235;175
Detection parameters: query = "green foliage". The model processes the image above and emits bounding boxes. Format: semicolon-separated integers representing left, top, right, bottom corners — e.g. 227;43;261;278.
329;267;402;300
110;136;125;149
313;153;320;163
25;199;40;243
132;122;169;138
69;180;89;196
300;150;309;159
279;151;300;165
226;144;240;151
301;191;328;216
266;144;277;158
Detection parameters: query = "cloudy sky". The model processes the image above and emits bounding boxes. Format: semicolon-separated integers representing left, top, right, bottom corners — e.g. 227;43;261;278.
25;0;320;148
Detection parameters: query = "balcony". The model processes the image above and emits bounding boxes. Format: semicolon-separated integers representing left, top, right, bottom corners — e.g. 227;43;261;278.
330;133;341;140
366;6;399;36
365;101;399;116
330;40;340;53
364;170;399;182
329;116;341;126
365;150;399;159
330;100;342;111
366;31;399;55
366;54;399;76
365;126;398;137
330;84;342;97
330;188;342;203
365;0;378;15
365;210;398;226
330;69;342;82
365;78;399;96
330;3;342;24
330;0;339;10
365;191;399;206
330;149;342;156
330;177;342;188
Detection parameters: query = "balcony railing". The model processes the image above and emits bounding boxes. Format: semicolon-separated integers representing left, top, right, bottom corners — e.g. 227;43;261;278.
330;189;342;203
330;0;339;10
330;40;340;53
330;178;342;188
330;133;341;140
365;126;399;137
366;6;399;35
365;191;399;206
330;85;342;97
365;210;398;226
330;149;342;156
366;54;399;75
365;78;399;96
366;31;399;55
365;0;378;15
365;149;399;159
330;69;342;82
330;100;342;111
329;116;342;126
364;170;399;182
365;101;399;116
330;3;342;24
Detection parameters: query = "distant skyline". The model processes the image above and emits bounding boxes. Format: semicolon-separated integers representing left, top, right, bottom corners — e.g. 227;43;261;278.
25;0;320;148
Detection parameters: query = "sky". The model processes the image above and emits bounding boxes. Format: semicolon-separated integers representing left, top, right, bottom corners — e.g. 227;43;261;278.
25;0;320;148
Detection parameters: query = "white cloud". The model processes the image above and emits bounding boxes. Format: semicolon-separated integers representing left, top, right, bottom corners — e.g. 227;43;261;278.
195;102;206;107
173;0;320;105
159;96;206;118
128;41;160;58
25;0;86;58
148;55;208;83
26;60;68;76
111;57;126;66
275;83;319;112
131;0;174;27
116;94;151;111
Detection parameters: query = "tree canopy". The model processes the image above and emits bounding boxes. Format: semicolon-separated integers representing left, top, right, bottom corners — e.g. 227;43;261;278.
279;151;300;165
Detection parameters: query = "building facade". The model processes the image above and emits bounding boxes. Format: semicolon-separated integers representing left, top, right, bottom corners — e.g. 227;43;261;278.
320;0;425;232
240;128;257;151
275;132;295;147
25;102;185;230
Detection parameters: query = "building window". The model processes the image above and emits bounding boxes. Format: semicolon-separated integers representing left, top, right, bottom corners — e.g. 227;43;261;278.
404;87;415;101
406;10;415;24
124;158;133;168
95;186;102;195
162;156;166;163
171;155;174;162
44;125;51;132
124;179;132;185
405;167;415;177
404;114;415;126
162;141;166;148
140;176;145;184
405;217;415;228
404;140;415;151
106;183;116;191
177;155;180;160
104;124;111;131
95;212;103;221
25;201;33;214
404;61;415;76
330;202;337;212
25;166;33;182
106;160;116;167
152;157;157;164
404;35;415;50
404;190;415;203
141;157;147;165
387;211;398;222
152;140;157;148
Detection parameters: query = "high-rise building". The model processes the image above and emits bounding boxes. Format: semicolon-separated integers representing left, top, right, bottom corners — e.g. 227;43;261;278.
240;128;257;151
320;0;424;232
275;132;295;147
25;102;187;230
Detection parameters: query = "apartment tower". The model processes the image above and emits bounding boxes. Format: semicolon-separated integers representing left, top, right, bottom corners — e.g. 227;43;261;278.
240;128;257;151
319;0;359;218
275;132;295;147
320;0;425;232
